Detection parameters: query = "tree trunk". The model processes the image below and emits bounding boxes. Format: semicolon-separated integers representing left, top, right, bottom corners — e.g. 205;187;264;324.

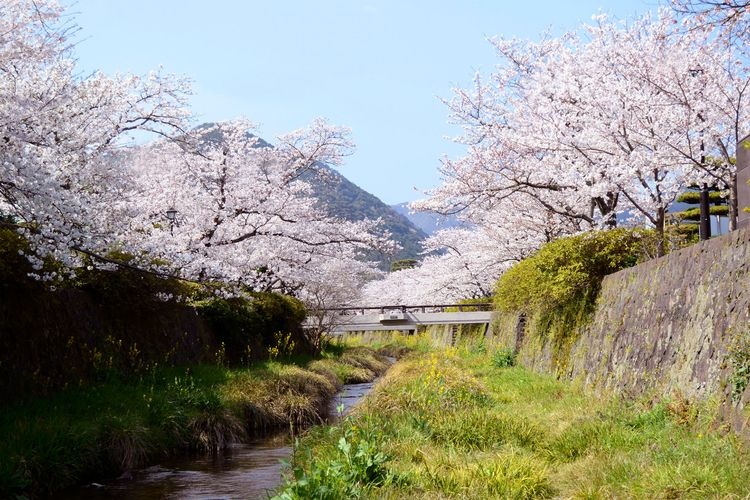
593;192;618;228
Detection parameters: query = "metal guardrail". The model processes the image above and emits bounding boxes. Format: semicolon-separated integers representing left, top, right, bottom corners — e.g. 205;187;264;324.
314;303;493;316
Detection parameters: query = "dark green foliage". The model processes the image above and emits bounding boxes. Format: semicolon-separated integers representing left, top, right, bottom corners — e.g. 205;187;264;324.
677;205;730;221
195;293;307;364
75;262;197;307
390;259;418;272
0;227;32;283
0;229;310;401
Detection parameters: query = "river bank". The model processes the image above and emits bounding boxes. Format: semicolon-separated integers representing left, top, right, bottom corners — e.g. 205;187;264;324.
61;379;383;499
0;346;388;498
276;344;750;498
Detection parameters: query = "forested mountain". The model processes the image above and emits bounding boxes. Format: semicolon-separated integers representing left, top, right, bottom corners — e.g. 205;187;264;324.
303;167;427;264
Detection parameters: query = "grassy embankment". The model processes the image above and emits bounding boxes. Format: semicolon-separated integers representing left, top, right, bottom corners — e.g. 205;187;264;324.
0;346;388;498
276;336;750;499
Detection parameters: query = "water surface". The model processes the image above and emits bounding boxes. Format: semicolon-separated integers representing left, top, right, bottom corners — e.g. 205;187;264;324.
69;379;378;499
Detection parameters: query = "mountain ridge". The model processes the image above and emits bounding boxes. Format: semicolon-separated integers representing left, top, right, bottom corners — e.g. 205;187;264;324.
303;167;427;264
390;202;463;236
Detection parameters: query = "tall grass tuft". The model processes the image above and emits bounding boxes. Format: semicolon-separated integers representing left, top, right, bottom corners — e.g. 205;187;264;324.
429;409;544;451
98;416;153;469
188;394;246;452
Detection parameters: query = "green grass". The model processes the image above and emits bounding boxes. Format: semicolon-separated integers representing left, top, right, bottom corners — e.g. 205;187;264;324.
275;344;750;499
0;346;389;498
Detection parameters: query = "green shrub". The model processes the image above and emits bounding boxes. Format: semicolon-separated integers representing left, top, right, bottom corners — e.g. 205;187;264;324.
676;191;726;204
195;293;307;364
493;229;650;376
676;205;729;221
493;348;516;368
494;228;646;315
273;417;395;499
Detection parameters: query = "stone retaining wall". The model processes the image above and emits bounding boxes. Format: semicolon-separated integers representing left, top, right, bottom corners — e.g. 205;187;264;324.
491;228;750;432
737;135;750;229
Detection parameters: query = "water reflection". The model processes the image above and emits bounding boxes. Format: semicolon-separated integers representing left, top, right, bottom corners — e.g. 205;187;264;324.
329;381;375;418
74;433;290;500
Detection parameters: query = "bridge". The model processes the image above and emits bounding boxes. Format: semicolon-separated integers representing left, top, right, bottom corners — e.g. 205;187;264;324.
304;303;494;334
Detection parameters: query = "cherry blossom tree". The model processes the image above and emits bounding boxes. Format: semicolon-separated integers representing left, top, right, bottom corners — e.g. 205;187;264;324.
669;1;750;229
299;257;381;350
671;0;750;39
0;0;392;306
416;10;749;261
0;0;191;275
361;217;545;305
128;120;393;293
588;11;749;232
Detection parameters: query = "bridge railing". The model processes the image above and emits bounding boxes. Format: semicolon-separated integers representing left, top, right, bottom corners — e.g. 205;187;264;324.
313;303;493;316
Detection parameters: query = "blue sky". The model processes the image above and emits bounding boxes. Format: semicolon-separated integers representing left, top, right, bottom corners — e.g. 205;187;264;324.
66;0;655;204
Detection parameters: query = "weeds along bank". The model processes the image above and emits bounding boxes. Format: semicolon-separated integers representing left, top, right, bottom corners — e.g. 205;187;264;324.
0;228;394;496
275;345;750;499
0;346;389;497
489;227;750;434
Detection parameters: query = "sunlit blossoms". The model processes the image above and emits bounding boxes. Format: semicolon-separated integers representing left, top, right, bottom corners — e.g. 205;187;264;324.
0;0;391;298
128;119;391;292
364;8;750;304
0;0;190;273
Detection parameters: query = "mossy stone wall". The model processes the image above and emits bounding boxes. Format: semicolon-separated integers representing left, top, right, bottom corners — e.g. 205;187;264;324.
0;286;216;401
490;228;750;432
0;281;311;403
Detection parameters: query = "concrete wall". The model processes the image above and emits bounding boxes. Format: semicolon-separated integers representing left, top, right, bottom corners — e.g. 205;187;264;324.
341;322;488;347
490;228;750;432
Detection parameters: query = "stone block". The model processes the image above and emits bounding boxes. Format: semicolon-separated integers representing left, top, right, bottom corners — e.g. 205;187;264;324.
737;135;750;229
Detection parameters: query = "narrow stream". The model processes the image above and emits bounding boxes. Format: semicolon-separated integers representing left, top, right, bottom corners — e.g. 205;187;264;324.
68;380;377;500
